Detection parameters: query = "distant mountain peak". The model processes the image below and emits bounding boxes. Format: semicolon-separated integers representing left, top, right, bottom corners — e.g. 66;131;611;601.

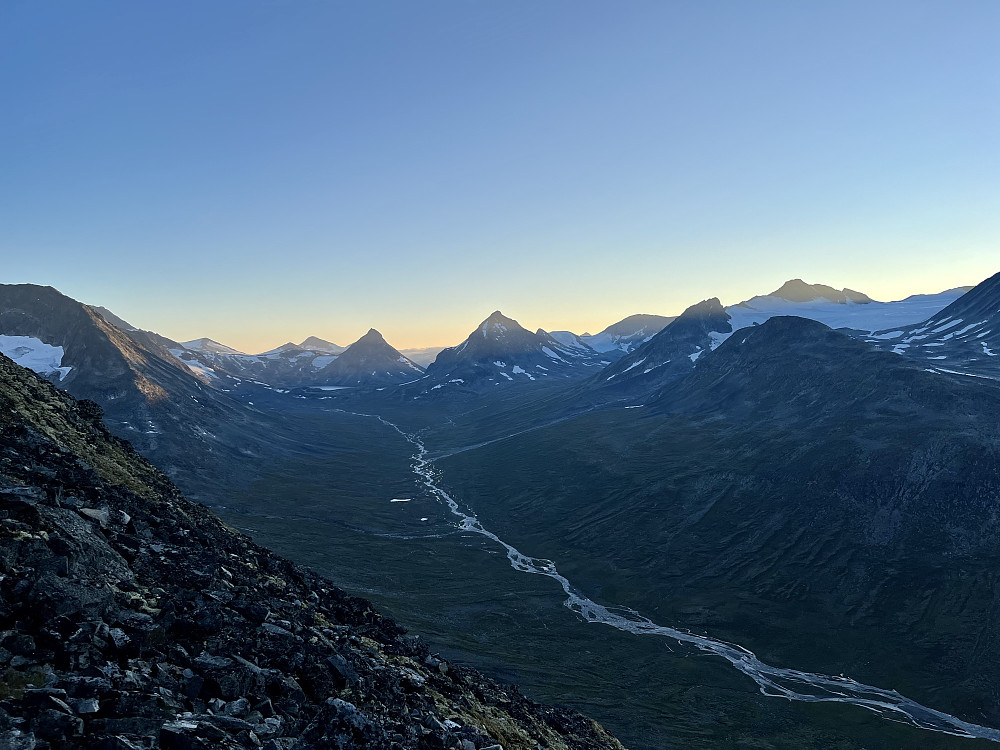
765;279;873;305
358;328;386;343
298;335;343;353
419;310;606;390
596;298;733;390
311;327;423;386
576;313;676;356
681;297;726;318
181;337;244;355
480;311;523;338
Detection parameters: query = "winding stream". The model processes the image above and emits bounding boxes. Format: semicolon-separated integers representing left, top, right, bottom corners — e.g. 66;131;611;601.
360;411;1000;744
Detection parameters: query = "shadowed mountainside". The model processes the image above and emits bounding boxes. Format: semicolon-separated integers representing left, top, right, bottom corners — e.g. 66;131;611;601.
439;317;1000;728
0;351;626;750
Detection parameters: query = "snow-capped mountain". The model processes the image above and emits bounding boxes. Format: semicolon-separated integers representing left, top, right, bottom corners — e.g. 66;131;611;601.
863;271;998;378
575;313;676;355
727;281;970;334
595;280;972;397
419;311;609;392
310;328;424;386
159;330;431;389
743;278;874;306
165;336;343;387
173;330;419;388
597;298;732;393
182;337;244;355
298;335;346;354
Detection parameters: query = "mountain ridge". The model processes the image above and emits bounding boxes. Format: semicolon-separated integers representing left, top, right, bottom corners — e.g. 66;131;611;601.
0;284;277;495
418;311;607;394
863;270;1000;379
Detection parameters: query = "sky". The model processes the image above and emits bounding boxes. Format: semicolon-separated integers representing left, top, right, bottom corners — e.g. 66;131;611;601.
1;1;997;353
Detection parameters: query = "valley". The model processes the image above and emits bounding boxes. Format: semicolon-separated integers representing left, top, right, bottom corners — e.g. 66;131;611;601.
207;398;997;749
6;9;995;748
4;275;1000;749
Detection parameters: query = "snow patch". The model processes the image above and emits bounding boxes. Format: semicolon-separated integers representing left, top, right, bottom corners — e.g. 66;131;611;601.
311;355;338;369
620;357;647;374
515;365;535;380
0;335;72;380
930;319;963;334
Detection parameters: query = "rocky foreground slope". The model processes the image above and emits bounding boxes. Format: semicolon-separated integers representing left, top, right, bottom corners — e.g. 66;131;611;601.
0;353;625;750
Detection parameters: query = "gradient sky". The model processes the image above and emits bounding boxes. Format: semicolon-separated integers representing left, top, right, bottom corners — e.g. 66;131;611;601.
2;1;997;353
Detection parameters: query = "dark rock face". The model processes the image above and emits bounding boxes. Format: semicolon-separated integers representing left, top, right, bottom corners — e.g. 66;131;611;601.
0;354;624;750
595;298;732;395
312;329;424;387
580;314;675;354
420;312;607;393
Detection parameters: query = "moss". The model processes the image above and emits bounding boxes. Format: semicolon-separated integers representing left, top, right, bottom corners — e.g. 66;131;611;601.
0;355;170;499
0;666;48;700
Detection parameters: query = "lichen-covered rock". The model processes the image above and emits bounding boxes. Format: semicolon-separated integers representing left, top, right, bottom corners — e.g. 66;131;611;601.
0;353;627;750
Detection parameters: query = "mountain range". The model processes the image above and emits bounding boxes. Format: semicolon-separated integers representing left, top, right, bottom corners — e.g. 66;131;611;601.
588;280;979;401
173;328;423;389
3;272;1000;748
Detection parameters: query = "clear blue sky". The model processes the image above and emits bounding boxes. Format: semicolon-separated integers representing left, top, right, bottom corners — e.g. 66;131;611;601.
1;1;997;351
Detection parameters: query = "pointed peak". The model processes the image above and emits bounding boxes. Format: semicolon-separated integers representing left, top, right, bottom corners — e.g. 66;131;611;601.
355;328;386;344
477;310;525;338
679;298;726;319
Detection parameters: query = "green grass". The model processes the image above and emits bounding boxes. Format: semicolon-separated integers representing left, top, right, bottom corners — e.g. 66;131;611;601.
206;404;992;750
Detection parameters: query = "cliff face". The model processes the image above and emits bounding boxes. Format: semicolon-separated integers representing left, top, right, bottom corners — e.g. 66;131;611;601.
0;352;625;750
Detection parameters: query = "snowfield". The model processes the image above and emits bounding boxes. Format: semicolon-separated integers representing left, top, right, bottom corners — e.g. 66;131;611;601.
0;335;72;380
